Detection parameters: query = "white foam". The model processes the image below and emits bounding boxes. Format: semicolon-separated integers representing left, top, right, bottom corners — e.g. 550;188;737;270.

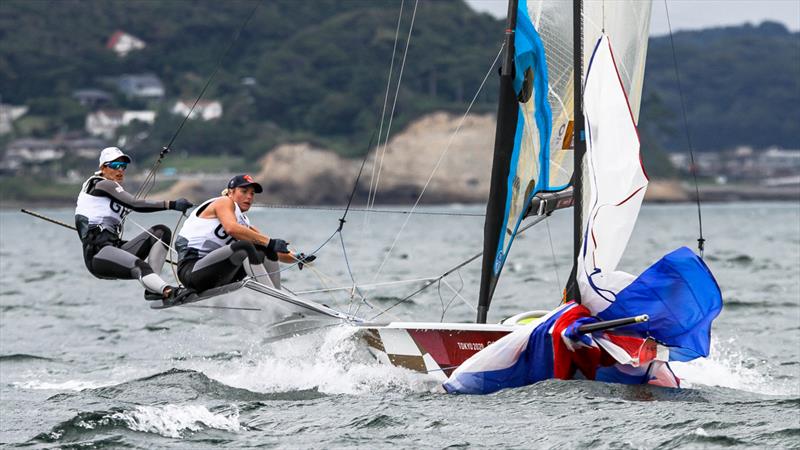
671;337;797;396
11;366;152;392
13;379;115;391
111;404;242;439
193;326;442;395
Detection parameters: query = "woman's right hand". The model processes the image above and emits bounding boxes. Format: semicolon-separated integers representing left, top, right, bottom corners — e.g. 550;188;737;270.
170;198;194;213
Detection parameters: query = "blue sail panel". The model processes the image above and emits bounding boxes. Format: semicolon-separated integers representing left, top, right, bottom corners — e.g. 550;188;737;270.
492;0;554;276
596;247;723;362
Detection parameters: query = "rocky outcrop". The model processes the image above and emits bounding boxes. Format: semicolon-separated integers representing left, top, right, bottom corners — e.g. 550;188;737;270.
644;180;690;202
255;143;361;204
256;112;495;205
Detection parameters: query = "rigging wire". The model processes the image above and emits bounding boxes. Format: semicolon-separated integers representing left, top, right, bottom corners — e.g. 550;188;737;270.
544;215;562;295
439;271;467;322
370;42;506;283
134;0;263;201
442;277;474;313
369;214;546;321
251;203;484;217
366;0;406;220
664;0;705;258
293;276;438;295
336;134;376;314
367;0;420;215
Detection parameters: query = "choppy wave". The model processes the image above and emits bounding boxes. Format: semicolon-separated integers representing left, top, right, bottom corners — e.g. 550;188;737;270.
34;404;242;443
0;353;53;362
723;299;798;310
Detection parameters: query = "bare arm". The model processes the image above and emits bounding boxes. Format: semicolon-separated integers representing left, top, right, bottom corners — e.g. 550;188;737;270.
205;198;297;260
210;197;270;244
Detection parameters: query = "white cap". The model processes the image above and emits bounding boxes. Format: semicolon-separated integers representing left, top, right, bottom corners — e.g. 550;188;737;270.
98;147;132;167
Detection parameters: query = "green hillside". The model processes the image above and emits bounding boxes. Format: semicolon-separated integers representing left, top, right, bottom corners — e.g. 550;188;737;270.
1;1;798;167
641;22;800;152
0;0;501;159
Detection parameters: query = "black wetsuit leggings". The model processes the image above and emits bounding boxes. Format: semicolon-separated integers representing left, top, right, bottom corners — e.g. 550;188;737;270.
84;225;172;292
178;241;277;292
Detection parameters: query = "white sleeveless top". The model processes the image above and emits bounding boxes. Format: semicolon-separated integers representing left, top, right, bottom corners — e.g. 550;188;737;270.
74;176;130;235
176;197;251;259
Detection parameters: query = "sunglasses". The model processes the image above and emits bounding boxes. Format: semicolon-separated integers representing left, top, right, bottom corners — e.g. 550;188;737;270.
105;161;128;170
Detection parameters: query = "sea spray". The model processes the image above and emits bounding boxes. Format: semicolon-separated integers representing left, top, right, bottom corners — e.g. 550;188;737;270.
192;325;442;395
672;337;796;396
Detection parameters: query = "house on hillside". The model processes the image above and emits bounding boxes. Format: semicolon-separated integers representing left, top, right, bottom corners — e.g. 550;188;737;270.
1;139;63;172
0;104;29;135
171;100;222;121
0;137;109;176
72;89;113;108
106;31;146;57
86;109;156;139
117;74;165;99
63;137;109;160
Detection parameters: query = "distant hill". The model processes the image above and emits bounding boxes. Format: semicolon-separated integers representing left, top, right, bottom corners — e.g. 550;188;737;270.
1;1;798;162
641;21;800;152
0;0;501;159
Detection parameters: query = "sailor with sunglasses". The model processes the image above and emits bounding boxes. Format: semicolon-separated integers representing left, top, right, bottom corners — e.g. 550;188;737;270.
75;147;195;302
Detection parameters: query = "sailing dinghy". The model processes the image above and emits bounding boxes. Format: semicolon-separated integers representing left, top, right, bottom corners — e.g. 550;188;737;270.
153;0;721;391
356;0;718;390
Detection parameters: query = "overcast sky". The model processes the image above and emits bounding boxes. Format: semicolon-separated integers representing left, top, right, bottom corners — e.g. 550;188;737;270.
465;0;800;36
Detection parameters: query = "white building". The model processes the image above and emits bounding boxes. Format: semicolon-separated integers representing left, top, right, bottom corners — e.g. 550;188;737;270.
171;100;223;121
0;104;29;135
2;139;63;171
86;110;156;139
106;31;146;57
117;74;165;99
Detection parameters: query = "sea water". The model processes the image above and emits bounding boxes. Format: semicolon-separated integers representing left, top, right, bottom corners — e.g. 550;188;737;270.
1;202;798;448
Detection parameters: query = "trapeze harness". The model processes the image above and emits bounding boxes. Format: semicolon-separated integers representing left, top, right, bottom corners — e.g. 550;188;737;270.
74;175;173;294
176;197;280;292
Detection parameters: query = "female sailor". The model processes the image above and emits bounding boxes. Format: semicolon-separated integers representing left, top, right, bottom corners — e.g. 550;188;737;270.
75;147;194;301
175;174;315;292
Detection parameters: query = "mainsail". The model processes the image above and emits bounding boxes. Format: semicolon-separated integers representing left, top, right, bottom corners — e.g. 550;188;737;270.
478;0;556;323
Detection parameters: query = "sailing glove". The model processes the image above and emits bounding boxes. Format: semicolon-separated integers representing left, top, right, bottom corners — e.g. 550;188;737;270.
562;316;599;351
295;253;316;270
169;198;194;213
266;238;290;254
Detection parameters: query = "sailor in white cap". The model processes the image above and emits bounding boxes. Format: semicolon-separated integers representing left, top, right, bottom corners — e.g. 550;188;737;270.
74;147;194;302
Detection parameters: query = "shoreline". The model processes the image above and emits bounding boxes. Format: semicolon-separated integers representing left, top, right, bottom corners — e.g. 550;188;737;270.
2;192;798;211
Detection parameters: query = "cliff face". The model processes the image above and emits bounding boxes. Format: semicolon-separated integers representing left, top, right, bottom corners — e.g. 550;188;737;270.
155;111;687;204
256;112;496;205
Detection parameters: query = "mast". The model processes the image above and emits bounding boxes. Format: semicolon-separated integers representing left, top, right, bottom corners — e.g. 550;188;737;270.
477;0;518;324
568;0;584;303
